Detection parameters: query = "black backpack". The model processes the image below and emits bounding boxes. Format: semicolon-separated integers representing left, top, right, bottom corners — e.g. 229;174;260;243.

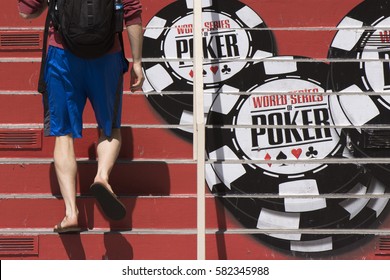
38;0;128;93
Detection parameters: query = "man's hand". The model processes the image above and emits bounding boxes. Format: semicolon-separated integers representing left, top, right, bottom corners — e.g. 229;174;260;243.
130;61;144;92
126;23;144;92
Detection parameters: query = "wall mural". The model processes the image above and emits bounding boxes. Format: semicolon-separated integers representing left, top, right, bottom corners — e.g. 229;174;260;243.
141;0;390;255
142;0;276;140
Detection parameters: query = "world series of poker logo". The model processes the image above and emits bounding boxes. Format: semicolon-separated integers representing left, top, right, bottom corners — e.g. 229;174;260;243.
214;73;337;176
167;13;248;84
142;0;275;141
245;89;331;167
142;0;390;254
142;0;274;89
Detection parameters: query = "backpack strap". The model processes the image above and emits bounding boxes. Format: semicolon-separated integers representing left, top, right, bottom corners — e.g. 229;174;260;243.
38;0;56;94
118;32;129;71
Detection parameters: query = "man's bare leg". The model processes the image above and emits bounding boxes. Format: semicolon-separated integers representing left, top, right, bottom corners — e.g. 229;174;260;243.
53;135;79;230
94;128;122;192
90;128;126;220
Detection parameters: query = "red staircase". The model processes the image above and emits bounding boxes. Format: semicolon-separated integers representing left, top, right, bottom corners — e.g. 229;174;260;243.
2;0;390;260
0;2;202;260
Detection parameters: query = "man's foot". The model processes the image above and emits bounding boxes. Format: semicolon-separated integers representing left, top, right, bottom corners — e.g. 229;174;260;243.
90;182;127;221
53;217;81;234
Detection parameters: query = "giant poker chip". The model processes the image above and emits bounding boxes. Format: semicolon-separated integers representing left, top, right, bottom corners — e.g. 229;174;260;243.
142;0;276;140
212;176;389;253
206;56;365;197
208;168;374;229
205;56;385;252
327;0;390;185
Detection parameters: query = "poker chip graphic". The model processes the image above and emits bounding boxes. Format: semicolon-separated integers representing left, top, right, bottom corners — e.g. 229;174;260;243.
328;0;390;185
205;57;389;253
142;0;276;140
230;176;388;253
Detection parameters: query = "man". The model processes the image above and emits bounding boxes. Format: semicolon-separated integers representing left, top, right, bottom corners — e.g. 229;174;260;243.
17;0;144;232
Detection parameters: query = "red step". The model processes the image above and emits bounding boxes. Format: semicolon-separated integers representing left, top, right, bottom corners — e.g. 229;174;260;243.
0;162;196;195
0;62;143;91
0;127;193;159
0;232;386;260
0;233;198;260
0;93;171;125
2;196;390;230
3;0;387;261
0;62;39;91
0;30;336;59
0;197;241;230
0;197;196;229
0;5;41;27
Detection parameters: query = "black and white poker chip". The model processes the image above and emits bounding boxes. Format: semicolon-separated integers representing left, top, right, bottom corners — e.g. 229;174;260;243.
206;57;365;196
251;176;389;253
209;172;373;229
142;0;277;140
205;57;386;252
328;0;390;184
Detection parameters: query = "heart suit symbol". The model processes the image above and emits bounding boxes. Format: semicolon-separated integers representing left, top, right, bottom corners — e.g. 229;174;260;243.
291;148;302;159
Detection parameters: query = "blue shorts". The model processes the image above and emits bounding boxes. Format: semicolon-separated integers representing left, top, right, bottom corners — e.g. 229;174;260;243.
43;46;128;138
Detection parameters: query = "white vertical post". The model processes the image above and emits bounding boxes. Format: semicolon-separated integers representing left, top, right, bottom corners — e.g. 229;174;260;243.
193;0;206;260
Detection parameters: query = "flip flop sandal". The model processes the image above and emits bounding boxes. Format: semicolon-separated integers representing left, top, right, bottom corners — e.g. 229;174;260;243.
90;182;127;220
53;223;82;234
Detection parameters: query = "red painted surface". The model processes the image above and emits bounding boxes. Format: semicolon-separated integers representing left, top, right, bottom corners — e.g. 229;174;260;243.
0;62;139;91
1;196;389;232
0;0;365;59
0;197;198;229
0;234;198;260
0;196;261;231
0;127;192;159
1;233;388;260
0;163;196;195
2;0;390;260
0;94;174;125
